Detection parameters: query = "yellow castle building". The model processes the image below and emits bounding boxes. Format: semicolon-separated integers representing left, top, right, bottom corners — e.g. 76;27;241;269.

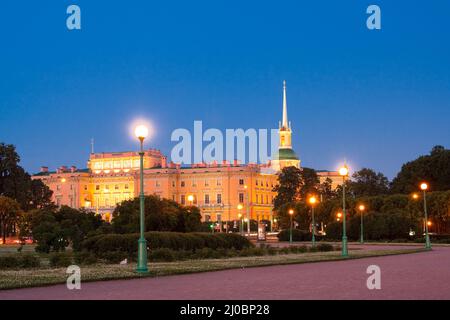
32;82;341;224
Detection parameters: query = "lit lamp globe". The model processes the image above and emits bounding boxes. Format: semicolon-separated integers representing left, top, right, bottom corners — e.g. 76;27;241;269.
339;166;349;177
187;195;194;203
309;196;317;205
359;204;365;211
237;204;243;210
134;125;149;141
420;183;428;191
289;209;294;215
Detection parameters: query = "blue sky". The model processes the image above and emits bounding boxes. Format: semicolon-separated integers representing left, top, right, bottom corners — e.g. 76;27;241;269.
1;0;449;179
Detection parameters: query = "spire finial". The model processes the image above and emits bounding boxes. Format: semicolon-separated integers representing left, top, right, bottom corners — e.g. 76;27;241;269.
282;80;288;129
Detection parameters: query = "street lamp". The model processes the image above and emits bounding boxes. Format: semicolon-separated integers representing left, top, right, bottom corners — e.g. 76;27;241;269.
288;209;294;244
237;204;244;236
339;164;349;257
336;212;342;222
187;194;194;206
135;124;149;273
308;196;317;247
420;182;432;250
358;204;365;244
244;185;250;235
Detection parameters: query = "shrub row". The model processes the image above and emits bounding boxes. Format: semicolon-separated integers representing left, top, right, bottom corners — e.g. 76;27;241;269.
0;255;40;269
81;232;253;256
277;229;325;242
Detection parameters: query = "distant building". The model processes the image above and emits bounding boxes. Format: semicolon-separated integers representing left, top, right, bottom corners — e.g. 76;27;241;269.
32;82;342;224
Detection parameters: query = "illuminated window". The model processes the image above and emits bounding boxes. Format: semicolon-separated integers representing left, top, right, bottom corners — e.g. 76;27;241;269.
205;194;210;204
239;193;244;203
217;194;222;204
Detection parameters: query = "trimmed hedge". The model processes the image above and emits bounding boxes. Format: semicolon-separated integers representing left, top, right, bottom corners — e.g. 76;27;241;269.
0;255;40;269
277;229;324;242
81;232;253;257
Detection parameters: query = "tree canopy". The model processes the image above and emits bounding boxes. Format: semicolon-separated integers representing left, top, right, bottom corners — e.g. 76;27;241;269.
391;145;450;194
0;142;53;210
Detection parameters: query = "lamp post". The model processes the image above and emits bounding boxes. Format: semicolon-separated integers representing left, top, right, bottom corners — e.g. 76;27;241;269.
187;194;194;206
339;165;349;257
358;204;365;244
237;204;243;236
135;124;149;273
289;209;294;244
244;185;250;235
308;196;317;247
420;182;432;250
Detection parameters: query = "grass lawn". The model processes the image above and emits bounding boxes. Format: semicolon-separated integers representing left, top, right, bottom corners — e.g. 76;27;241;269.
0;246;425;290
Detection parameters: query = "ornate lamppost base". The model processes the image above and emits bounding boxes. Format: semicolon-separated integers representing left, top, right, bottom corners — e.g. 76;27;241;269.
136;238;149;273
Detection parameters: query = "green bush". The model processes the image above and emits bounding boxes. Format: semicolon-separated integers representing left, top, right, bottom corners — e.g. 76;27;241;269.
81;232;253;257
74;251;98;265
49;252;73;267
316;243;334;252
0;255;41;269
20;255;41;268
150;248;176;262
277;229;318;242
0;256;21;269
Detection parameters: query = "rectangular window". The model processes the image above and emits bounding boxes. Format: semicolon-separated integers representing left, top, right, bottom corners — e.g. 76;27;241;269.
192;180;197;187
115;185;119;190
95;185;100;191
181;181;185;187
156;181;161;187
205;194;210;204
125;184;129;190
181;195;185;205
217;194;222;204
172;181;176;187
239;193;244;203
239;179;244;185
216;179;222;186
84;185;88;191
57;185;61;191
204;180;209;187
172;194;176;201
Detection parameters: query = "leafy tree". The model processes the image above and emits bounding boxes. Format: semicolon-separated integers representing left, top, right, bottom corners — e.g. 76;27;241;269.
273;166;303;210
318;177;338;200
0;142;53;210
299;167;320;199
111;195;202;233
391;146;450;194
0;196;22;244
348;168;389;197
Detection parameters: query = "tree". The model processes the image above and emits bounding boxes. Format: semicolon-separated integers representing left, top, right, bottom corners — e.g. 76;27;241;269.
391;146;450;194
0;196;22;244
348;168;389;197
318;177;338;200
111;195;202;233
299;167;320;199
273;166;303;210
0;142;53;210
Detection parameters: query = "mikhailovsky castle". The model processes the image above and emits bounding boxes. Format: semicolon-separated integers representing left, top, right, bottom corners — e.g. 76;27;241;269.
32;82;341;224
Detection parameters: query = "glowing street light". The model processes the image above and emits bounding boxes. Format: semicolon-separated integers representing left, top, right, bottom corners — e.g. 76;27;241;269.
135;124;149;273
339;164;349;257
412;193;419;200
420;182;431;250
336;212;342;222
308;196;317;247
358;204;366;244
187;194;194;206
237;205;244;235
289;209;294;244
